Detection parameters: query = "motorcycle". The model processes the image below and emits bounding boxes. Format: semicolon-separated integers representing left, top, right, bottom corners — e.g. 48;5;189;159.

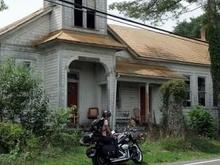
80;119;143;165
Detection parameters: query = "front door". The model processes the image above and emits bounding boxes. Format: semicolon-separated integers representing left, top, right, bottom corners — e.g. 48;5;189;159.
68;82;78;107
140;86;146;123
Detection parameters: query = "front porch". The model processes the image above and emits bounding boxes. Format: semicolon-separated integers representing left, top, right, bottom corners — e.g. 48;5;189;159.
64;58;183;129
115;81;162;129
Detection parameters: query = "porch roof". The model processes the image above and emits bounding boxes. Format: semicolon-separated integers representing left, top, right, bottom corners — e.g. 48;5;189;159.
35;29;125;49
116;59;184;79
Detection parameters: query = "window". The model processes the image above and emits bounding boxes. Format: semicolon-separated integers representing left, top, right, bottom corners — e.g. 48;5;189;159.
116;82;121;109
213;93;218;107
87;9;95;29
183;75;192;107
74;0;83;27
68;72;79;80
16;60;31;70
198;77;206;106
23;61;31;69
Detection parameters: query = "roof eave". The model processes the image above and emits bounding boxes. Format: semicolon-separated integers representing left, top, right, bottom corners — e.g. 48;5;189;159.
36;38;126;50
117;72;184;80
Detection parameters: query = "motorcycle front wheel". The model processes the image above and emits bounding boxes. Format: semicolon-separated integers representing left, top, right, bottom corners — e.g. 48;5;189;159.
92;153;110;165
131;144;143;164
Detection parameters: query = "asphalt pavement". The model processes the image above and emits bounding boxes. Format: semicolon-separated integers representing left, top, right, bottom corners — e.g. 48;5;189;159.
160;158;220;165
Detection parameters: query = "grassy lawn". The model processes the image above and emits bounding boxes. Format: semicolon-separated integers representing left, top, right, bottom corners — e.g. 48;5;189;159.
1;137;220;165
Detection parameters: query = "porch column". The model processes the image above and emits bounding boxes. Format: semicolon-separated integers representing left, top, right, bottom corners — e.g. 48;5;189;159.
107;72;117;130
145;83;150;123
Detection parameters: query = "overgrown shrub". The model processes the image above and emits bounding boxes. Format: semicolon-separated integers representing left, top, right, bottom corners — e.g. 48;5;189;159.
160;79;186;137
188;106;216;138
47;108;81;149
0;123;39;154
0;59;49;136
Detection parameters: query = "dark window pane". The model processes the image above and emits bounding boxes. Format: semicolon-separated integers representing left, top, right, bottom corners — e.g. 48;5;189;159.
74;0;83;27
87;9;95;29
183;75;191;107
116;82;121;108
198;77;206;106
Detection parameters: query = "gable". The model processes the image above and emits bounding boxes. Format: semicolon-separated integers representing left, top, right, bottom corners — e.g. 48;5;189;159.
0;8;52;46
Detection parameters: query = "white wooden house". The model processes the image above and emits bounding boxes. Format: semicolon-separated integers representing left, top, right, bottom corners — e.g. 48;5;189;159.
0;0;216;129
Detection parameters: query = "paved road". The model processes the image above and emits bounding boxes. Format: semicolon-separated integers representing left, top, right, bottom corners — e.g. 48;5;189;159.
161;158;220;165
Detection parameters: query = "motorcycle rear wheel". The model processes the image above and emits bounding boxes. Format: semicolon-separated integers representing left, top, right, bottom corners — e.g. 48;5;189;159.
132;144;143;164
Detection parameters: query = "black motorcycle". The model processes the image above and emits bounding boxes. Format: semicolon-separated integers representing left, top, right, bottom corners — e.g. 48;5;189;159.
80;119;143;165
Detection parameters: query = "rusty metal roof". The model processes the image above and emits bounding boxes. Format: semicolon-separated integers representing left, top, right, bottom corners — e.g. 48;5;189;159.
109;25;210;65
36;29;125;49
117;59;184;79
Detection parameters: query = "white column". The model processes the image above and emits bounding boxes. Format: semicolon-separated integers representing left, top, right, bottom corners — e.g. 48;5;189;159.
145;83;150;123
191;75;198;106
107;72;117;130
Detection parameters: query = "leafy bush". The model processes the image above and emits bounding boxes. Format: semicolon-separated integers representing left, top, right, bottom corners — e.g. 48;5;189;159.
50;130;81;149
188;106;216;138
48;108;81;149
0;123;39;154
0;59;49;136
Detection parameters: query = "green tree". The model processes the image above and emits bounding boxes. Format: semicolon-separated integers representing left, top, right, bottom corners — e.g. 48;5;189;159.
110;0;220;110
0;0;7;11
174;15;205;38
0;59;49;136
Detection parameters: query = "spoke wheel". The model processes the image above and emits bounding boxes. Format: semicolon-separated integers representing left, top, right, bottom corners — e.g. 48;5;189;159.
132;144;143;164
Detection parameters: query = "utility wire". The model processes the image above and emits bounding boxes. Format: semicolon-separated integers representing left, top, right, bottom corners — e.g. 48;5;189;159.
45;0;153;31
45;0;207;43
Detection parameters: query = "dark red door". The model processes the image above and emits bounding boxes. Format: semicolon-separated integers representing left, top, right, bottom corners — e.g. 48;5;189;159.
68;82;78;107
140;86;146;123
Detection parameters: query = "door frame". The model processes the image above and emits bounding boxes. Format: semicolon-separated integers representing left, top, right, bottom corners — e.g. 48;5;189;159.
140;86;146;124
67;81;79;107
67;71;79;108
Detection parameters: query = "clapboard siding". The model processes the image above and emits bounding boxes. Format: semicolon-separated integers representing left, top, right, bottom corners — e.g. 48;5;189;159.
118;82;140;115
44;52;59;107
2;15;50;46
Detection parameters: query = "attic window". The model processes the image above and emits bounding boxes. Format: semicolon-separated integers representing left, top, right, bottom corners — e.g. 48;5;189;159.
74;0;83;27
87;9;95;29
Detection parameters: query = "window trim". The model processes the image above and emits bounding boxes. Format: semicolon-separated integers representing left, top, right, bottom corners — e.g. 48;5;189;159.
183;75;192;107
198;76;206;107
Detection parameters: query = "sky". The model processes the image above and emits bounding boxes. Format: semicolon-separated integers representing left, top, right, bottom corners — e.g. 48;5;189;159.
0;0;204;31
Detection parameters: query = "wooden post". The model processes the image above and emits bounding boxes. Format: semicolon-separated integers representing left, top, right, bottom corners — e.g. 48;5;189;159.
145;83;150;123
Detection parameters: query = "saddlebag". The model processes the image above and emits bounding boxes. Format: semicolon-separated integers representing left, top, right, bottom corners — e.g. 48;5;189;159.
102;144;117;157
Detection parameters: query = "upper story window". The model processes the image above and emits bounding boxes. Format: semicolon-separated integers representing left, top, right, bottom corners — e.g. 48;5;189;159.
86;0;96;29
183;75;192;107
198;77;206;106
74;0;83;27
74;0;96;29
87;9;95;29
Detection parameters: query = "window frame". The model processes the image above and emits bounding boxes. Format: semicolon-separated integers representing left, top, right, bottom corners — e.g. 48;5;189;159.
183;75;192;107
198;76;206;107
